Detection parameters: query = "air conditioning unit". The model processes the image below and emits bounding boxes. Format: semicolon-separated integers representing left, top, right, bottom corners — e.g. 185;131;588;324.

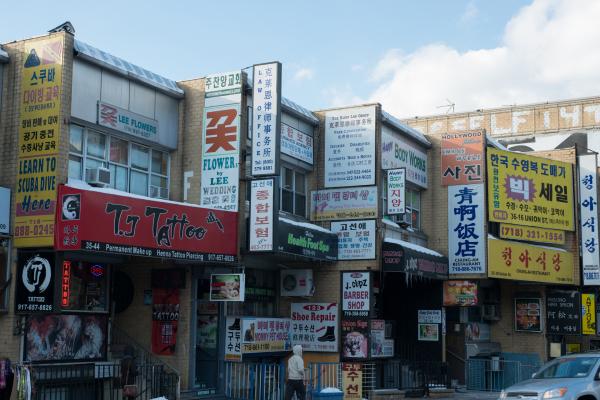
150;185;169;199
281;269;314;297
85;167;110;187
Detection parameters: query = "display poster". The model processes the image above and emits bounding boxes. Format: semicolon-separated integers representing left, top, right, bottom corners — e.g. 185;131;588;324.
514;298;542;332
98;101;158;140
241;317;291;354
251;62;281;176
277;218;338;261
371;320;394;358
546;290;580;335
281;124;313;165
311;187;377;221
200;70;242;212
209;274;245;302
488;237;574;284
499;223;565;245
441;131;485;185
418;310;442;324
487;148;574;231
418;324;439;341
465;322;491;342
197;315;218;350
331;220;376;260
249;178;276;252
381;128;428;188
386;169;405;215
0;187;10;235
341;318;369;359
151;288;180;355
443;281;478;306
579;154;600;285
341;271;370;317
15;250;54;313
291;303;338;352
582;293;596;335
15;36;64;247
342;363;363;399
225;317;242;362
448;184;486;274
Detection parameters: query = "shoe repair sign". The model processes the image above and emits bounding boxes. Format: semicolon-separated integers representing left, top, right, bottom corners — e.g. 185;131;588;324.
291;303;338;352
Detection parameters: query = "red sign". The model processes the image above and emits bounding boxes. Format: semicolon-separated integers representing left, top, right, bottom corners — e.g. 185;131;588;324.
152;288;179;355
55;184;237;262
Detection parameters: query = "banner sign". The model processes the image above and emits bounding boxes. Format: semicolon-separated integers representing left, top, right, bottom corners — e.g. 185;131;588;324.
0;187;10;235
382;240;448;280
98;101;158;139
241;317;291;354
546;290;580;335
341;319;369;359
277;217;338;261
15;250;55;313
200;70;242;212
152;288;180;355
342;363;363;399
55;184;238;262
418;310;442;324
251;62;281;176
488;237;574;284
582;293;596;335
310;186;377;221
291;303;338;352
225;317;242;362
499;223;565;245
443;281;478;306
281;124;313;165
15;36;64;247
487;148;574;231
579;154;600;285
441;131;485;185
448;184;486;274
325;105;376;188
209;274;245;301
331;220;376;260
514;298;542;332
341;271;371;317
386;169;405;215
381;128;428;188
249;178;276;252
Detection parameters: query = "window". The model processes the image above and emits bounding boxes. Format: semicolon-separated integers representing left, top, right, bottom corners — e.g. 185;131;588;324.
381;175;421;230
60;260;109;312
280;166;306;218
0;239;9;311
226;269;276;317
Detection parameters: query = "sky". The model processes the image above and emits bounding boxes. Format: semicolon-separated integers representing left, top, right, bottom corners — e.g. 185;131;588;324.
3;0;600;118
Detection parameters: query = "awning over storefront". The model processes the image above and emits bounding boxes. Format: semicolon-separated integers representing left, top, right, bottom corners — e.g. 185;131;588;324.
276;216;338;262
382;238;448;280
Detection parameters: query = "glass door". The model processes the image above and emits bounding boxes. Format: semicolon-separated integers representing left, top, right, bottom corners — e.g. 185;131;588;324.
194;278;220;395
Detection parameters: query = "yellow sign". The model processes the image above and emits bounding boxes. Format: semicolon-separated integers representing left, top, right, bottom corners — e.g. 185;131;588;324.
499;223;566;245
566;343;581;354
487;148;574;231
14;36;64;247
342;363;362;400
582;294;596;335
488;237;574;284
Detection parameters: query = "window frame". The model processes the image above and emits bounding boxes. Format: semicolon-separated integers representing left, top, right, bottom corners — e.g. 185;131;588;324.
381;174;421;230
279;165;307;218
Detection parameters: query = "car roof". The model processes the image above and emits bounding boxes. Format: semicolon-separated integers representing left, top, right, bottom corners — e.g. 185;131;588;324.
557;353;600;359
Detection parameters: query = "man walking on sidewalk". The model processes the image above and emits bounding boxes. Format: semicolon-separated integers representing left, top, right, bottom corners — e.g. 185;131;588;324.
286;345;306;400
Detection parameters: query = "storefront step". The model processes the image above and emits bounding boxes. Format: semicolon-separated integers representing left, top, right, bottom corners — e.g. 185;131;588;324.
180;391;226;400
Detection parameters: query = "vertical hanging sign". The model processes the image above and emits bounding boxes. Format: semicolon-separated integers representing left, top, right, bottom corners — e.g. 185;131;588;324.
251;62;282;176
579;154;600;285
249;178;276;252
386;169;405;215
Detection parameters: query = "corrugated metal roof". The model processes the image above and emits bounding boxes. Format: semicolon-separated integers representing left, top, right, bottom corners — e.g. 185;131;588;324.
382;109;431;148
74;40;183;98
281;97;319;125
0;46;8;63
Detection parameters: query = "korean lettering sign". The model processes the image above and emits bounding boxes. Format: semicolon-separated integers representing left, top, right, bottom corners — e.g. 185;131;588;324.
241;317;291;354
487;237;574;284
281;124;313;165
225;317;242;362
441;131;484;185
487;148;574;231
251;62;281;176
342;363;363;399
205;71;242;96
331;220;376;260
325;105;376;188
381;127;428;188
579;154;600;285
448;185;486;274
546;290;580;335
249;179;276;252
15;36;64;247
582;293;596;335
291;303;338;352
386;169;405;215
310;187;378;221
342;272;370;317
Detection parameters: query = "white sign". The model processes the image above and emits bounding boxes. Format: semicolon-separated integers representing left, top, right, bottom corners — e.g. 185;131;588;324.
331;220;376;260
249;179;275;252
579;154;600;285
310;186;378;221
387;169;405;215
225;316;242;362
324;105;376;187
0;187;10;235
448;184;486;274
281;124;313;165
241;317;291;353
291;303;338;352
252;62;281;176
98;101;158;139
200;71;242;211
342;271;370;317
418;310;442;324
381;127;428;188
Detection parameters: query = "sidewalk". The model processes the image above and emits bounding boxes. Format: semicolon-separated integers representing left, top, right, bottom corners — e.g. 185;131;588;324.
433;390;498;399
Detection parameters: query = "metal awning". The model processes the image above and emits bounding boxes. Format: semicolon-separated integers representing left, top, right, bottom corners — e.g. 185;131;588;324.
0;46;8;63
382;238;448;280
382;110;432;148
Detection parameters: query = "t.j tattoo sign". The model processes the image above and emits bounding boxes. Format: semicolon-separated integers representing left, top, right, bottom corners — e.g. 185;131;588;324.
55;184;237;262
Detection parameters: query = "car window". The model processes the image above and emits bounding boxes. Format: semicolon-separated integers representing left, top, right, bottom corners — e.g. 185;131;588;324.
535;357;599;379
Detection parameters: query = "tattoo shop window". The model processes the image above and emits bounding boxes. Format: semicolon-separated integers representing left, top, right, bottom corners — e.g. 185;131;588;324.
60;260;109;313
280;166;306;218
0;239;9;312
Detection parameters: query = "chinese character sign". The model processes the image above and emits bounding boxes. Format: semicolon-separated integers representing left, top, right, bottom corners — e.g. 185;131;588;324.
387;169;405;215
291;303;338;352
15;36;64;247
546;291;580;335
249;179;275;252
579;154;600;285
252;62;281;176
487;148;574;231
331;220;376;260
582;293;596;335
281;123;313;165
441;131;485;185
448;184;486;274
342;363;363;399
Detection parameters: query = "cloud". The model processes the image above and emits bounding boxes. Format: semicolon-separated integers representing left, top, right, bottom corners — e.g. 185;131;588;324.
293;67;314;81
460;1;479;23
322;85;365;108
368;0;600;118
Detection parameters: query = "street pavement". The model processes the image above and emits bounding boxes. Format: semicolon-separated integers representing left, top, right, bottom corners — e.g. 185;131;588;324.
433;390;499;399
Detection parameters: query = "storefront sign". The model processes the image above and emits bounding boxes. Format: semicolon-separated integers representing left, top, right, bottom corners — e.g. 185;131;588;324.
342;363;363;399
291;303;338;352
499;223;565;245
487;148;575;231
241;317;291;354
0;187;9;235
15;36;64;247
209;274;245;301
310;186;377;221
251;62;281;176
579;154;600;285
325;105;376;188
341;319;369;359
277;218;338;261
514;298;542;332
448;184;486;274
15;250;54;313
443;281;478;306
225;317;242;362
582;293;596;335
371;320;393;358
152;288;180;355
381;128;428;188
249;178;276;252
546;290;580;335
98;101;158;139
418;324;439;341
441;131;485;185
488;237;574;284
281;124;313;165
55;184;238;262
382;240;448;280
418;310;442;324
200;70;242;212
331;220;376;260
341;271;370;317
386;169;405;215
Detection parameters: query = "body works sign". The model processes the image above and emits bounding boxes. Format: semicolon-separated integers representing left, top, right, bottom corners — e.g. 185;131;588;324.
55;185;237;262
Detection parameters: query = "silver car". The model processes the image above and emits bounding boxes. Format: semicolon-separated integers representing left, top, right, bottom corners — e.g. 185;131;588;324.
499;353;600;400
